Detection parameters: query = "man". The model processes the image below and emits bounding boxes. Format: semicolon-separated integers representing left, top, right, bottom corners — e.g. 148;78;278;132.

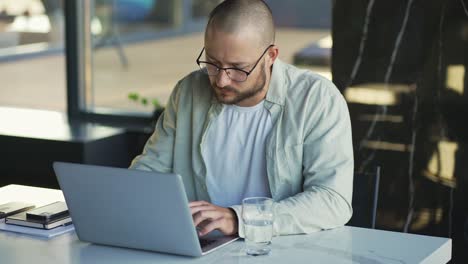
130;0;353;238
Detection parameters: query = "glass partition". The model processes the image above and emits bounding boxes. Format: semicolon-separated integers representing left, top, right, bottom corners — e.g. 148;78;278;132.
79;0;215;117
91;0;184;115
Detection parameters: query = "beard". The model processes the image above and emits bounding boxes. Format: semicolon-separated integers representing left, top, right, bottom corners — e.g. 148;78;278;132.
211;61;267;105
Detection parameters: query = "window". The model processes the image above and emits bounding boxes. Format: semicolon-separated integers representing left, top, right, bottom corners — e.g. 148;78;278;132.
0;0;65;111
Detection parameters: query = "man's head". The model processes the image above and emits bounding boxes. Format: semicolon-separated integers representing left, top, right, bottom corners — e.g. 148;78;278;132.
200;0;279;106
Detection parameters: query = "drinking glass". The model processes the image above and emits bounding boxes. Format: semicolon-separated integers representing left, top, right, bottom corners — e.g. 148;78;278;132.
241;197;274;256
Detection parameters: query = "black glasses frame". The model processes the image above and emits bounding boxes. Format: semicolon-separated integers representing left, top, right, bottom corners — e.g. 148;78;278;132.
196;44;274;82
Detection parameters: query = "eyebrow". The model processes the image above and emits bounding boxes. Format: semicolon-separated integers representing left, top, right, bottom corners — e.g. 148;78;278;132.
205;52;250;69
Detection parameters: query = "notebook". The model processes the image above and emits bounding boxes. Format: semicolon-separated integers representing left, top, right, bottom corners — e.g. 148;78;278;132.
5;211;72;229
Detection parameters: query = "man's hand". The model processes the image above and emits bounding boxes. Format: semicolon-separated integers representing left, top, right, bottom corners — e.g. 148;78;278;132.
189;200;238;236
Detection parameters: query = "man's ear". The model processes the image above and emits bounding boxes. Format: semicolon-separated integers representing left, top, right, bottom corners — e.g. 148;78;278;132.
267;45;279;66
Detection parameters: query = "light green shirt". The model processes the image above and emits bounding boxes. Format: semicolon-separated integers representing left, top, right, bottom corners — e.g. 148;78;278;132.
130;59;354;237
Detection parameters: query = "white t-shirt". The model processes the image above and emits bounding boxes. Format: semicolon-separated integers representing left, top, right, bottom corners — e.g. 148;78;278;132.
202;101;273;207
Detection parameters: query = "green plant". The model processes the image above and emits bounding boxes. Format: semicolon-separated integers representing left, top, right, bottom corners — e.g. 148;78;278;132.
128;92;162;110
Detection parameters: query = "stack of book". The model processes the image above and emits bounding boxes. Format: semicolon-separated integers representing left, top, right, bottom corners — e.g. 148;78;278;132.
0;201;72;230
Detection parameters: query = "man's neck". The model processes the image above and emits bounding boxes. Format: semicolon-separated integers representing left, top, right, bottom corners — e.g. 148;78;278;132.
235;89;268;107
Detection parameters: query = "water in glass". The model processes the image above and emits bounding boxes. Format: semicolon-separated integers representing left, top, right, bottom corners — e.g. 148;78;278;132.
242;197;274;256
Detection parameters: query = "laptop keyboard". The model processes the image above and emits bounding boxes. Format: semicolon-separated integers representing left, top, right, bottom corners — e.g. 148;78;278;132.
199;238;216;248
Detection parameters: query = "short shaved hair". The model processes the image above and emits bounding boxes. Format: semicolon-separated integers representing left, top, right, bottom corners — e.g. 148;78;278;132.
206;0;275;48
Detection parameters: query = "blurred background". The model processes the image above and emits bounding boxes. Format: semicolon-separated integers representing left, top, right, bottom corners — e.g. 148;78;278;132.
0;0;466;262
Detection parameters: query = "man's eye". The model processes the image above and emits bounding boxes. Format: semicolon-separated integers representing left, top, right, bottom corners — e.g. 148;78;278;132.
235;66;248;70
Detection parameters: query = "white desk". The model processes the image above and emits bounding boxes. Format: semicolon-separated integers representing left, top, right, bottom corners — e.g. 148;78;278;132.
0;185;452;264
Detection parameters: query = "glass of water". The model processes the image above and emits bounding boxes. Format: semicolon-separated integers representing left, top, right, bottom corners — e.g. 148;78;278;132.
241;197;274;256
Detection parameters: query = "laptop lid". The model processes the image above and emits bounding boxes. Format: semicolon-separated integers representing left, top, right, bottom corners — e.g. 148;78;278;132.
53;162;236;257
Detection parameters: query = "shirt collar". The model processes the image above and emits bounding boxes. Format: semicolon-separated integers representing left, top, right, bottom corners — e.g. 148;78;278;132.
265;59;287;106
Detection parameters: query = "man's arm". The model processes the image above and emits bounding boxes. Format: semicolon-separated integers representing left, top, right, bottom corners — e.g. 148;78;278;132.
129;82;181;172
231;91;354;237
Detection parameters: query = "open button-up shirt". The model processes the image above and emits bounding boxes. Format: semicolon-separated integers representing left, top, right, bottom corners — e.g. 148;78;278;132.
130;59;354;237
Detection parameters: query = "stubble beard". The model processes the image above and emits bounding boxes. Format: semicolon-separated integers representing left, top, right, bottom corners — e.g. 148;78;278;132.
212;62;267;105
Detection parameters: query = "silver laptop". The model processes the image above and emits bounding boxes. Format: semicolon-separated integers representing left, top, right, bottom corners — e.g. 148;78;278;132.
53;162;238;257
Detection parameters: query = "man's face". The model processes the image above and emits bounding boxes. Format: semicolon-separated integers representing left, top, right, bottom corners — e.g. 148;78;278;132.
204;28;270;106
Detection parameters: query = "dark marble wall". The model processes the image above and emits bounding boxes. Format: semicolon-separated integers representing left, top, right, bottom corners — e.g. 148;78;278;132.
332;0;468;262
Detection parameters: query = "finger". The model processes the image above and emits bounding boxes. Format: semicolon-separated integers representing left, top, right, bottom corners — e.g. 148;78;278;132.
189;200;210;207
198;218;223;236
190;204;215;215
193;210;222;227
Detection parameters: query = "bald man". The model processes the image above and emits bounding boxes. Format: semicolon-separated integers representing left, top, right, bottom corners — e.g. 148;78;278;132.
130;0;354;238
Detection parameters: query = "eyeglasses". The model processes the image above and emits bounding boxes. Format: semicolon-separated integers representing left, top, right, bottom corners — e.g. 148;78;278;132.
196;44;274;82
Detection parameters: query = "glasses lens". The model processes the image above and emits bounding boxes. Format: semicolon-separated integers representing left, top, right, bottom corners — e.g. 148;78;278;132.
198;63;248;82
199;62;218;75
226;69;248;82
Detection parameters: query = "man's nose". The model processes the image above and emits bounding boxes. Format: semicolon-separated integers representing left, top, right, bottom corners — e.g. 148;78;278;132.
215;70;232;88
